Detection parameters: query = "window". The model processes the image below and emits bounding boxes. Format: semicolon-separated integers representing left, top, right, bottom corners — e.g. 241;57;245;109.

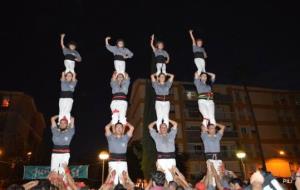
235;92;242;102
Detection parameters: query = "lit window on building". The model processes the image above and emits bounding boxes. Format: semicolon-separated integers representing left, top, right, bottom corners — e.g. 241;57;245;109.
1;97;10;108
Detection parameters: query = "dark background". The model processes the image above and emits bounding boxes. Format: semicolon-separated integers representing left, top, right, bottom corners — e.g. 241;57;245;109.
1;0;300;164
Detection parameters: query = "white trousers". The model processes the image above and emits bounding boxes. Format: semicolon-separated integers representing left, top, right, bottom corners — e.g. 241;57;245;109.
155;101;170;131
108;161;128;185
110;100;128;125
59;98;73;124
194;58;206;75
207;159;222;187
64;60;75;74
156;159;176;182
156;63;167;75
198;99;216;127
114;60;126;75
51;153;70;175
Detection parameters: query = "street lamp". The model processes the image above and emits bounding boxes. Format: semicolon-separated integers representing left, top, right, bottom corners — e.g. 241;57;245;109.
236;151;246;179
98;151;109;185
0;149;3;157
279;150;285;156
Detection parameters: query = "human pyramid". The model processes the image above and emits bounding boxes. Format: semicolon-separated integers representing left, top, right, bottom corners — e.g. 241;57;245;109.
49;30;226;187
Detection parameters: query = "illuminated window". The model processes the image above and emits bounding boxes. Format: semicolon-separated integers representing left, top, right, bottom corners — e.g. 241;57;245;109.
1;97;10;108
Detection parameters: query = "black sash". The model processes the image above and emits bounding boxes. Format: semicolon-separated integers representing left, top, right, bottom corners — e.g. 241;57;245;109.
65;54;76;61
52;145;70;153
109;153;127;161
155;55;167;63
114;55;125;61
194;52;205;59
157;152;176;159
156;95;170;101
205;152;221;160
112;93;127;101
60;91;73;98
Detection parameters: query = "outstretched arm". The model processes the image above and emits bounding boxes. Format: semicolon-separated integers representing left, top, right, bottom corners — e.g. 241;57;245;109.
51;115;59;128
216;123;225;135
126;122;135;137
189;30;196;45
60;33;66;49
105;122;112;136
150;34;156;52
151;73;157;82
169;119;178;130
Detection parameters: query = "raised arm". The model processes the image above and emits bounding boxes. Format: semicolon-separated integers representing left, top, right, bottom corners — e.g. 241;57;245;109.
126;122;135;137
111;72;117;81
167;73;175;82
60;72;65;81
51;115;59;128
150;34;156;52
105;36;111;46
216;123;225;135
189;30;196;46
72;72;77;82
105;122;113;136
207;72;216;82
169;119;178;130
150;73;157;82
70;117;75;128
148;121;156;130
60;33;66;49
211;163;224;190
194;72;199;79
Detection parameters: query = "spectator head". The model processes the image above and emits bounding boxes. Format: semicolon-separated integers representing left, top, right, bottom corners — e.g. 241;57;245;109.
195;182;206;190
151;171;166;187
176;186;185;190
229;178;243;190
114;183;126;190
7;184;25;190
168;181;178;190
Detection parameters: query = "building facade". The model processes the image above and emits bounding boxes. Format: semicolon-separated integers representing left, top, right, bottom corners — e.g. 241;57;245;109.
127;79;300;180
0;91;46;165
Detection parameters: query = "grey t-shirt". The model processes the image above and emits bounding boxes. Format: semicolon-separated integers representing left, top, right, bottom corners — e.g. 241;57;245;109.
51;127;75;146
107;134;130;154
111;78;130;94
192;45;206;54
106;45;133;58
62;48;82;62
194;79;213;94
61;81;77;92
152;81;172;96
150;128;177;152
154;49;169;59
201;132;222;153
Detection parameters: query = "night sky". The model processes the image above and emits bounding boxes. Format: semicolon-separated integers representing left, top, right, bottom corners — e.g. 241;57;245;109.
1;1;300;163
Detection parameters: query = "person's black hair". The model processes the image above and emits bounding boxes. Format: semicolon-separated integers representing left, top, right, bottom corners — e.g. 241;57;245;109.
31;180;58;190
151;170;166;187
114;183;127;190
7;184;25;190
169;181;178;189
229;178;243;187
65;71;74;77
67;41;77;48
199;72;213;86
116;39;124;44
176;185;185;190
